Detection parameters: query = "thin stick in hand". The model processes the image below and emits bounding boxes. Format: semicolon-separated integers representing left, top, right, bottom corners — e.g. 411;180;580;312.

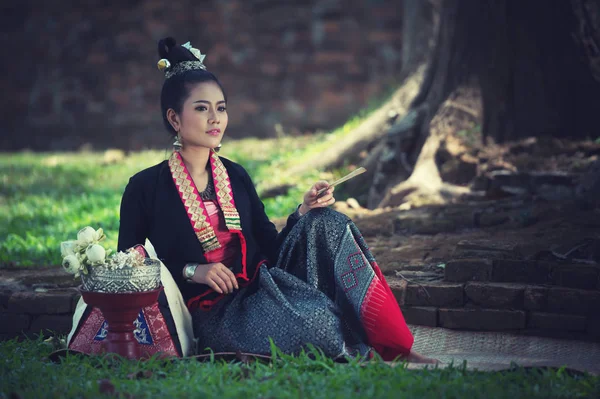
316;167;367;197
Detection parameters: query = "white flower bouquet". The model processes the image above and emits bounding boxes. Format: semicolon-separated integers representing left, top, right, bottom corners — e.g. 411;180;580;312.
61;227;144;277
61;226;160;293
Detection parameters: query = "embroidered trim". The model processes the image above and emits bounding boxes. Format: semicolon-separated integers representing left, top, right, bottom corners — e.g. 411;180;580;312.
210;151;242;231
169;151;241;253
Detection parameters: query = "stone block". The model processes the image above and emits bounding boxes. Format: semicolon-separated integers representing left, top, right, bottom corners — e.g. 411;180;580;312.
402;306;437;327
0;290;12;310
7;289;78;314
388;278;407;306
475;212;510;228
315;51;354;65
444;259;492;282
536;185;574;202
551;265;600;290
453;240;519;260
439;308;526;330
524;286;548;311
464;282;525;309
492;260;551;284
547;287;600;316
0;312;31;333
29;315;73;335
587;317;600;340
519;329;591;341
530;172;577;187
405;283;464;307
20;267;78;288
394;214;459;235
527;312;586;332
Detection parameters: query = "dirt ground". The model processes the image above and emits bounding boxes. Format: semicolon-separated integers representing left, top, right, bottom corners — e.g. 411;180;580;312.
327;134;600;277
335;198;600;276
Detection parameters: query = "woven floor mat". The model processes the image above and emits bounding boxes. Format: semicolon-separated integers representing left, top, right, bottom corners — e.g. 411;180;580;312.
406;325;600;374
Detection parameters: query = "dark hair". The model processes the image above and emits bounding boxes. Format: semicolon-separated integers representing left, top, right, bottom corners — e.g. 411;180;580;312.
158;37;227;136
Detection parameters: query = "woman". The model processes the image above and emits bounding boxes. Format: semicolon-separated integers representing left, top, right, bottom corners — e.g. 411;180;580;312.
70;37;435;363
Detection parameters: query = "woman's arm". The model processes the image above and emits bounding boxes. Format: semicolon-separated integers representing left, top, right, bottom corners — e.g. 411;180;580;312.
183;262;238;294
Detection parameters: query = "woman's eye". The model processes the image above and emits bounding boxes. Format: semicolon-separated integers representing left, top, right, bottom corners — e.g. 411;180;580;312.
218;106;227;112
196;106;207;111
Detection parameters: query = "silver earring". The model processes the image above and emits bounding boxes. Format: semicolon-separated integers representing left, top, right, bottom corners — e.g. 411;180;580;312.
215;143;222;153
173;132;182;151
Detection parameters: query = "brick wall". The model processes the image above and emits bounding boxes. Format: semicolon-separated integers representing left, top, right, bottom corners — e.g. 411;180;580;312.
0;0;404;151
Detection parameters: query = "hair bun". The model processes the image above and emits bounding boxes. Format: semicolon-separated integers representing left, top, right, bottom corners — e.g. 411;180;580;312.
157;37;199;64
158;37;177;59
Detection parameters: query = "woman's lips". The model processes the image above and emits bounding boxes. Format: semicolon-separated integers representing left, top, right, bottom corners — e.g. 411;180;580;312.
206;129;221;136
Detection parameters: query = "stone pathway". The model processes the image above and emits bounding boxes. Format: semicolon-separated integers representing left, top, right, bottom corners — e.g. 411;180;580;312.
408;325;600;375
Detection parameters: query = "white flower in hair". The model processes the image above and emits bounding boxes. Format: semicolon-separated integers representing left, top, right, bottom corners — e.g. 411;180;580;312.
182;41;206;63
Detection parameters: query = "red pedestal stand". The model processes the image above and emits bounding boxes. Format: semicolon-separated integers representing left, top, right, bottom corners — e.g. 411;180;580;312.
79;287;162;360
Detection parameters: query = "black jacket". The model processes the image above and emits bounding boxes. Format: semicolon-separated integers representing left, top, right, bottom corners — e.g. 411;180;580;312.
117;156;300;304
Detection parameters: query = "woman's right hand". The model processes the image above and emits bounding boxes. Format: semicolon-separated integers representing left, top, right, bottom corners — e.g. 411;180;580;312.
192;262;239;294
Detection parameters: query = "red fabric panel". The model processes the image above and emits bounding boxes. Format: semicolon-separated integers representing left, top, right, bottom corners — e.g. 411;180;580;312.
69;303;180;358
203;200;241;268
360;261;414;360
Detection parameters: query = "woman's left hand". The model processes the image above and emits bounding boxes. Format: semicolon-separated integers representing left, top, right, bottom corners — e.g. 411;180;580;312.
298;180;335;215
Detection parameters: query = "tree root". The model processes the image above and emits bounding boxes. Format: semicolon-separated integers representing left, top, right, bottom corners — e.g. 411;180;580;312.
378;132;470;208
258;66;426;199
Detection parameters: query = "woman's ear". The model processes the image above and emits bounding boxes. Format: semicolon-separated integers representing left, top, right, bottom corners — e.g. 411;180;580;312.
166;109;180;132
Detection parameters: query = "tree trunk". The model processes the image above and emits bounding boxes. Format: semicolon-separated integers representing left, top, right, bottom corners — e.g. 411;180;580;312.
401;0;438;72
370;0;600;209
479;0;599;142
571;0;600;83
369;0;471;208
573;0;600;209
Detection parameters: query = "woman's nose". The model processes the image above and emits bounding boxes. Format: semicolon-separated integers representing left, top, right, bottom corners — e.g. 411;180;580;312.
209;111;220;124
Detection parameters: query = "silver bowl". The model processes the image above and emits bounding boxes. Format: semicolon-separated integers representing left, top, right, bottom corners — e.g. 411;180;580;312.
80;259;161;293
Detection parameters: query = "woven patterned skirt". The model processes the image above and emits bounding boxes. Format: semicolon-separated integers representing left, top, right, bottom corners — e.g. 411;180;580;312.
193;208;414;360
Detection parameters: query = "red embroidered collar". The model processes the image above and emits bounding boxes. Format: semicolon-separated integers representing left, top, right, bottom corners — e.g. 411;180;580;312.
168;151;241;253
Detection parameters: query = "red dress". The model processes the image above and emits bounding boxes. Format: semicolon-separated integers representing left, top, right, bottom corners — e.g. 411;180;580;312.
202;200;241;267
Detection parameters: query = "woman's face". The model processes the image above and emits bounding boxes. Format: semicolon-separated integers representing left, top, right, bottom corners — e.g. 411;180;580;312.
173;81;228;150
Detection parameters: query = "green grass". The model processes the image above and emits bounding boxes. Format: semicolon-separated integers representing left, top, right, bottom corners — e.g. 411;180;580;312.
1;336;598;399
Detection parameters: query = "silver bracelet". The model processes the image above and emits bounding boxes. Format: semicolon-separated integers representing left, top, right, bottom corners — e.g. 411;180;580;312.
183;263;199;281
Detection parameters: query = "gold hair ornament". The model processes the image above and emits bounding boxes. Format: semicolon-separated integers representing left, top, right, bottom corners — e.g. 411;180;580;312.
157;59;171;72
